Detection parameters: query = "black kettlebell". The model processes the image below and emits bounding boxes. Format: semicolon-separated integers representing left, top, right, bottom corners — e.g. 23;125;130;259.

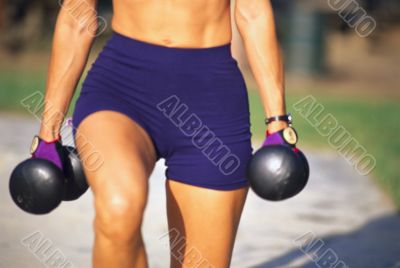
62;146;89;201
9;142;88;214
247;127;309;201
9;158;64;214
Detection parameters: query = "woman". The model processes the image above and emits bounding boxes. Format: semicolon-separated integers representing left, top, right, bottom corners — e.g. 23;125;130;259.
37;0;288;267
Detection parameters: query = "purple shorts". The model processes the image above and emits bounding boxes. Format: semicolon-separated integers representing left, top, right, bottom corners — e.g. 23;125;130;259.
72;32;253;190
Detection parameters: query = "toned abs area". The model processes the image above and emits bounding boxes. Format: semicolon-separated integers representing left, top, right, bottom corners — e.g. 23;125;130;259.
112;0;231;48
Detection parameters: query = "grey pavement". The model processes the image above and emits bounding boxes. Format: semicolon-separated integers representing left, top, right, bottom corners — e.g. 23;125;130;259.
0;113;399;268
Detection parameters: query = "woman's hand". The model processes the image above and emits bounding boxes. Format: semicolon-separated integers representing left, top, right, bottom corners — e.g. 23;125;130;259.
267;120;288;134
31;135;64;170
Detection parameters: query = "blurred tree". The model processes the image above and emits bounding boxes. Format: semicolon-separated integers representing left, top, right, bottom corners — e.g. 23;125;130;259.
0;0;4;31
0;0;114;53
1;0;58;53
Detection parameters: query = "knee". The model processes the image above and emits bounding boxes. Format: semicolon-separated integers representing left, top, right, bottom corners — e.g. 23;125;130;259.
94;192;147;244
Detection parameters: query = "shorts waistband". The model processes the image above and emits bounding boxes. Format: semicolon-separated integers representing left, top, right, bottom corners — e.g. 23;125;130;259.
107;31;233;63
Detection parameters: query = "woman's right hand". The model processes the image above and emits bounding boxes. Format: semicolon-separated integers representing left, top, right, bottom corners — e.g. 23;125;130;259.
39;123;61;142
30;135;64;170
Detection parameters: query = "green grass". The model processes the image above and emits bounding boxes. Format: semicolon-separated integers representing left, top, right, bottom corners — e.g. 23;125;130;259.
1;71;399;208
0;70;80;115
0;70;45;111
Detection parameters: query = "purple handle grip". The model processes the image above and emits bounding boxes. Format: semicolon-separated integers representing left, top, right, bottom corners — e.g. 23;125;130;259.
32;138;63;170
262;131;287;146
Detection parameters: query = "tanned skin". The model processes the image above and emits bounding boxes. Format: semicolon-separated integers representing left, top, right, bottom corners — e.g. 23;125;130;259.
39;1;287;267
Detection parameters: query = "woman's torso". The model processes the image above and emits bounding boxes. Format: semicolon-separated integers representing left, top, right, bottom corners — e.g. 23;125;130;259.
112;0;232;48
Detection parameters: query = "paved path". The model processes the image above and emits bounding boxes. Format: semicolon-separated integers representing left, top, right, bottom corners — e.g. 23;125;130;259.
0;113;399;268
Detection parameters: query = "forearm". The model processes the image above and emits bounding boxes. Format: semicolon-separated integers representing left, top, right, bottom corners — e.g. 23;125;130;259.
40;2;97;140
235;0;286;131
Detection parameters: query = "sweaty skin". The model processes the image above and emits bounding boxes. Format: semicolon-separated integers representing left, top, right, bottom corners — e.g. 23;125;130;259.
38;1;287;267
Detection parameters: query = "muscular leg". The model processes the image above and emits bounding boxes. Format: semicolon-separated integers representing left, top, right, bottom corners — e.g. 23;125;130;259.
166;180;248;268
75;111;157;268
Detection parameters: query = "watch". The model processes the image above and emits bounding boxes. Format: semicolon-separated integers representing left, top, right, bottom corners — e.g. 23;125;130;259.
265;113;292;126
282;127;298;145
30;135;40;154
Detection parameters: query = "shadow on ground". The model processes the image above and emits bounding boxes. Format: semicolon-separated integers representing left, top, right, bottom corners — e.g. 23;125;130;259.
254;214;400;268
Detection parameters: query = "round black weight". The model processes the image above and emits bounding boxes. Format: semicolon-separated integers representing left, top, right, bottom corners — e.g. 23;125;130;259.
247;145;309;201
62;146;89;201
9;158;64;214
296;149;310;185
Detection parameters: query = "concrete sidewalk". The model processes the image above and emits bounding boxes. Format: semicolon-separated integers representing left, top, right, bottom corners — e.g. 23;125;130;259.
0;114;399;268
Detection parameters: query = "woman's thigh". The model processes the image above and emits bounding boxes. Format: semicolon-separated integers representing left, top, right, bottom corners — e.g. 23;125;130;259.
166;180;249;268
74;110;157;233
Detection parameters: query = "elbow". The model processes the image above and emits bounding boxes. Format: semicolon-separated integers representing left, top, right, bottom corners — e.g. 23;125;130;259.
59;17;99;41
58;2;99;38
234;0;273;31
235;7;260;25
79;17;99;38
235;5;266;34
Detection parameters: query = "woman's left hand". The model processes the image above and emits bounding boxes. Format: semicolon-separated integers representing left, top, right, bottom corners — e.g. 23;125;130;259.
266;120;289;134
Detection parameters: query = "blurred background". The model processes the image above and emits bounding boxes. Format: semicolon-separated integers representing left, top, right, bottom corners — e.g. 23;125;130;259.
0;0;399;267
